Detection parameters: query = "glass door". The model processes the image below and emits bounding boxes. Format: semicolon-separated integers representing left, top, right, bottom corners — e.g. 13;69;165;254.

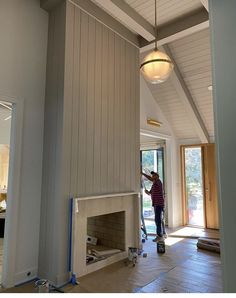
140;148;165;234
183;146;205;227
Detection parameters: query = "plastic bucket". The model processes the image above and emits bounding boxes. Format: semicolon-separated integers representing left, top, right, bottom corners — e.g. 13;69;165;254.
128;247;138;261
35;279;50;293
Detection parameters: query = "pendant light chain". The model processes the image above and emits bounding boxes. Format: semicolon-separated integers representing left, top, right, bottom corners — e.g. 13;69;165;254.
155;0;157;50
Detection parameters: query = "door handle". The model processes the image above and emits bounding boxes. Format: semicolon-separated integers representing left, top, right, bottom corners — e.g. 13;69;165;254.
208;183;211;201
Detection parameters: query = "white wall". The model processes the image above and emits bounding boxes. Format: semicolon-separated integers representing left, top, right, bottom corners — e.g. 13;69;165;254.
140;76;182;227
0;0;48;286
209;0;236;292
140;76;173;137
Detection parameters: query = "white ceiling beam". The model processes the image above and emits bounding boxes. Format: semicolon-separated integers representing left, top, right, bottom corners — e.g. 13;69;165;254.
140;8;209;53
161;45;210;143
92;0;155;41
200;0;209;12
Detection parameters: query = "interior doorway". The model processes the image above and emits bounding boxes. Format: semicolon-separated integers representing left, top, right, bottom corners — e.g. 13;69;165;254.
0;101;12;283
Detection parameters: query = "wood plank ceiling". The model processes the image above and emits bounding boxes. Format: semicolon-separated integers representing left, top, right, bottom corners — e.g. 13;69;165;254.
90;0;213;142
125;0;202;26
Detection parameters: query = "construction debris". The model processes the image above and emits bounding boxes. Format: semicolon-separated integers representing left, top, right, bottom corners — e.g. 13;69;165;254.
197;237;220;253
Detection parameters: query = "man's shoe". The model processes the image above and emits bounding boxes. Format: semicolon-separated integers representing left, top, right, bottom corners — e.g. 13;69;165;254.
152;235;162;242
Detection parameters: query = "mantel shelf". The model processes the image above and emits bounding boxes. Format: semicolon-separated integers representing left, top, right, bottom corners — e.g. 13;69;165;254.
75;192;138;202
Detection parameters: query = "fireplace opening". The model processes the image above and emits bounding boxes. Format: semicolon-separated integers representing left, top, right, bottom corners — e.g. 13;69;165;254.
86;211;125;265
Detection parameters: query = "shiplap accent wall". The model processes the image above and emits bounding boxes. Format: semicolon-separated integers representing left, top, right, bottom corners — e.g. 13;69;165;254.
39;0;140;284
64;1;140;196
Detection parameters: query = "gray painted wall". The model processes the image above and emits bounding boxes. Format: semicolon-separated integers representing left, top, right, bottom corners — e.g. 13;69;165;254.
0;0;48;285
39;0;140;284
209;0;236;292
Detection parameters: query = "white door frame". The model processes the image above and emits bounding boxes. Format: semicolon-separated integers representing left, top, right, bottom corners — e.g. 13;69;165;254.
140;129;180;228
0;93;24;288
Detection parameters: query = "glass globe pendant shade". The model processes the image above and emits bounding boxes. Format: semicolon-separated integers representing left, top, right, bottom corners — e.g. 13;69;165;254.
140;49;174;84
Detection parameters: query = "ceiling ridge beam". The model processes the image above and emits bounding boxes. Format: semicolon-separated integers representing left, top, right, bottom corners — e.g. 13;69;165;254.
161;45;210;143
140;8;209;53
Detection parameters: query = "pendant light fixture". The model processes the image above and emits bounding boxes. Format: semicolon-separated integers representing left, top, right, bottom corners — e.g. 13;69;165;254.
140;0;174;84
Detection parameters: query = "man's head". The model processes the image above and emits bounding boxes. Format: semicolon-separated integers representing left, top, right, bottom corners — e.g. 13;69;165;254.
151;171;159;180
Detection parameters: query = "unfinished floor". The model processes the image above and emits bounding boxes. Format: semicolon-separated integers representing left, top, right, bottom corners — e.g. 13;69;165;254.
1;228;222;293
65;236;222;293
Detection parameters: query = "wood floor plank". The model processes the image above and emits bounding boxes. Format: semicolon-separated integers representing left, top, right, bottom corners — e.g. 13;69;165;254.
0;233;223;293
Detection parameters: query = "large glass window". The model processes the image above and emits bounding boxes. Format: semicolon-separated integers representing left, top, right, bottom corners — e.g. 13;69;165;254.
184;147;204;227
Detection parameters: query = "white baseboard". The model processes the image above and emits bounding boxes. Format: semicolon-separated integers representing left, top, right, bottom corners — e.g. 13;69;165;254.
14;267;37;286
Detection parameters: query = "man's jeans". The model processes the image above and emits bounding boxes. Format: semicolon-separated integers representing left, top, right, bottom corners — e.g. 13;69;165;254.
154;205;164;237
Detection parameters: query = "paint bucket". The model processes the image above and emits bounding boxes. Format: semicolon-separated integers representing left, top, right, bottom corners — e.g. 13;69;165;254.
157;240;165;254
35;279;50;293
128;247;138;266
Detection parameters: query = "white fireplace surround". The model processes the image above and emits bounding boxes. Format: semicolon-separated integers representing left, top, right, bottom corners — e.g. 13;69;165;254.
72;192;140;277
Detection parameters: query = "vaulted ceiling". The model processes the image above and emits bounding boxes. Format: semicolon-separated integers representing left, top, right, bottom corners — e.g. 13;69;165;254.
91;0;213;143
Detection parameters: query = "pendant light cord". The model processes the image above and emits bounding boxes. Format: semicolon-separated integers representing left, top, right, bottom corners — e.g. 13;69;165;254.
155;0;157;50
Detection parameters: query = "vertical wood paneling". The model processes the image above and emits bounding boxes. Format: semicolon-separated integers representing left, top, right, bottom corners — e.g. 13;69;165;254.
77;11;89;196
47;2;140;198
70;7;80;196
63;2;74;199
113;35;121;193
125;42;131;190
100;25;109;193
40;0;140;283
93;22;102;193
85;17;96;195
130;44;136;190
119;38;126;191
107;30;115;193
135;45;140;191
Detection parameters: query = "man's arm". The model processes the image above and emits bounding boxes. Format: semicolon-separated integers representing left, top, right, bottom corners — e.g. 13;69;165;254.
141;172;154;182
145;189;151;195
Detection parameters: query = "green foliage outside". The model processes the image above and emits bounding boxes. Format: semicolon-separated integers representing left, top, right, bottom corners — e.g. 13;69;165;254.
142;150;155;173
185;148;202;197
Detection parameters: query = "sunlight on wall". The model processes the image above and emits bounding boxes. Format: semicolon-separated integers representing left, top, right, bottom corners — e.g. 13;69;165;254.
0;144;9;190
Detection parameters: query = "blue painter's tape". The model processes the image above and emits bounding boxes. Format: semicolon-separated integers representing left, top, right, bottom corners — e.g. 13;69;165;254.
68;198;73;272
